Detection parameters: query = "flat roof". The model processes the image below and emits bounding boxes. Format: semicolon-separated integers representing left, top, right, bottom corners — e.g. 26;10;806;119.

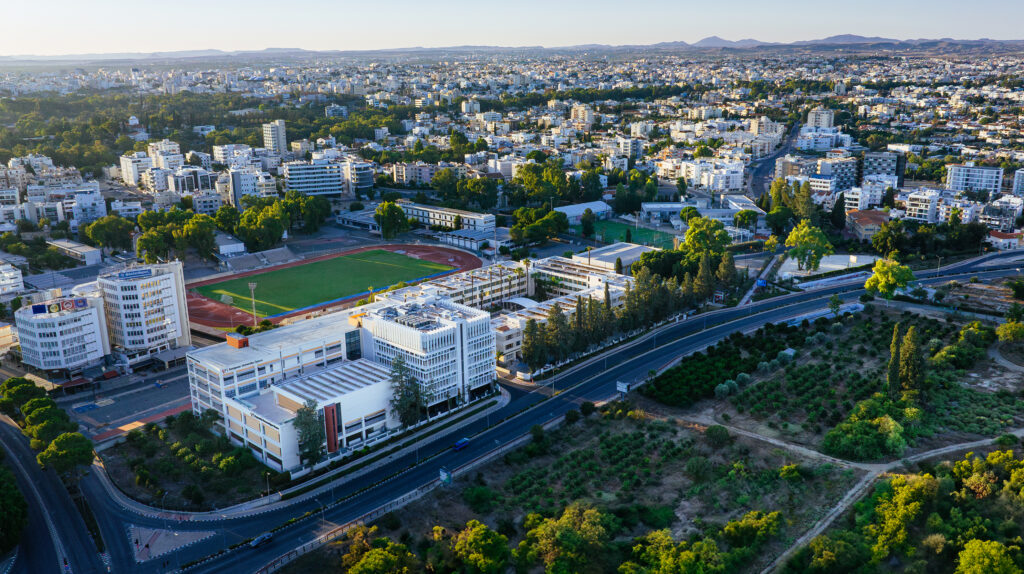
46;239;100;255
278;358;390;406
576;242;659;265
553;200;612;217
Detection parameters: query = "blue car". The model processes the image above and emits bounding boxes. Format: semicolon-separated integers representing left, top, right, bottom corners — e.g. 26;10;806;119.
453;438;470;451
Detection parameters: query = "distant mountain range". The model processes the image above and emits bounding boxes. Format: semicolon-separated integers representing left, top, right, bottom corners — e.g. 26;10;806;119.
1;35;1022;62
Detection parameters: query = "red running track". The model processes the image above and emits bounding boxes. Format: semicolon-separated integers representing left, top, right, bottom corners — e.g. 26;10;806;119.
186;244;482;330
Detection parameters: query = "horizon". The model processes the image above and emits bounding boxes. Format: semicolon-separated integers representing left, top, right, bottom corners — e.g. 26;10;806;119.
4;0;1024;57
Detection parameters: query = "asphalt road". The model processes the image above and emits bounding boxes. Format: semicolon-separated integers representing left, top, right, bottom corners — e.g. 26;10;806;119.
5;250;1023;574
747;123;800;198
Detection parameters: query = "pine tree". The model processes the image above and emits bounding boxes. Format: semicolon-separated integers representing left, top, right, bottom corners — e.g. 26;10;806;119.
899;325;923;392
694;253;715;301
831;193;846;229
681;271;695;305
887;323;902;400
614;257;623;274
521;319;545;371
795;181;815;222
716;251;737;287
545;303;571;362
603;282;611;310
572;296;584;351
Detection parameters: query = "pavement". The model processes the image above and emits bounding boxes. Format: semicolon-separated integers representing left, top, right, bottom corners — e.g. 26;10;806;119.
4;249;1023;574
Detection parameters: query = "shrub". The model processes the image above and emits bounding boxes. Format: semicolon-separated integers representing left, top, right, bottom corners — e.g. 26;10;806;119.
735;373;751;386
564;408;581;424
705;425;731;448
580;402;596;416
463;485;496;513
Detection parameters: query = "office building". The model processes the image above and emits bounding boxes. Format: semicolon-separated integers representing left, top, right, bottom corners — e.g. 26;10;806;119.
807;106;834;128
119;152;153;186
0;264;23;296
817;156;858;191
262;120;287;154
862;151;906;187
397;200;495;231
283;160;346;196
15;293;109;374
97;262;191;366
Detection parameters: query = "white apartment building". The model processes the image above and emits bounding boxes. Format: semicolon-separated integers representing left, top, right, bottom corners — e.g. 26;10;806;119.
283;159;347;196
262;120;287;154
15;293;110;373
344;159;374;196
212;144;253;165
945;162;1004;196
1014;168;1024;197
796;127;853;152
807;106;835;129
843;181;887;211
191;191;222;216
0;264;23;296
904;189;940;223
397;200;495;231
119;152;153;186
110;200;143;219
227;168;274;207
97;262;191;366
168;167;216;194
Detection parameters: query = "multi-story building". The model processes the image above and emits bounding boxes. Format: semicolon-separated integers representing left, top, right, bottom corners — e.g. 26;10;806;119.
0;264;23;296
1014;168;1024;197
842;180;888;211
283;159;347;196
397;200;495;231
392;162;439;186
228;168;263;207
262;120;287;155
168;167;216;194
191;191;223;216
817;157;858;191
904;189;940;223
862;151;906;187
97;262;191;366
946;162;1004;196
806;106;834;129
344;159;374;196
796;126;853;152
616;137;643;160
15;293;109;374
212;144;253;165
119;152;153;187
774;154;816;179
325;104;349;118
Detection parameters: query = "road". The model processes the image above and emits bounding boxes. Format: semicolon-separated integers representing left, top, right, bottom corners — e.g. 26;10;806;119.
747;122;800;198
4;250;1022;574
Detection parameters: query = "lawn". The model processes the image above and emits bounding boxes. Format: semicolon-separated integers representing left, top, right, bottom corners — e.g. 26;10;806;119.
573;220;677;249
195;249;453;317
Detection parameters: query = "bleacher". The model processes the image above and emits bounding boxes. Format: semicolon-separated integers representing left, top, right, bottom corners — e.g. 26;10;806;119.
262;247;295;265
224;253;263;271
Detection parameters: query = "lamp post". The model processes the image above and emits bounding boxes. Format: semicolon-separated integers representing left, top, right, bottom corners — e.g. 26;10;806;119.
248;282;258;327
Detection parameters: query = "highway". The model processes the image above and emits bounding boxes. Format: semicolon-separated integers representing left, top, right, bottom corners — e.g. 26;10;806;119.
1;250;1021;574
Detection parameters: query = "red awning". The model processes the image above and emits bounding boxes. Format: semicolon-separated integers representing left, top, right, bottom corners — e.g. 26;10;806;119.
63;377;90;388
102;370;119;380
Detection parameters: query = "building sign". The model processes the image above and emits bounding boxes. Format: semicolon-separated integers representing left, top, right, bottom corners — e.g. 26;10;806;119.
117;268;153;280
31;304;46;314
31;298;88;314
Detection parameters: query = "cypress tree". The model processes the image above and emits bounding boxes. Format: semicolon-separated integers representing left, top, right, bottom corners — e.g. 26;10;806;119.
716;251;737;287
694;253;715;301
887;323;902;400
899;325;923;392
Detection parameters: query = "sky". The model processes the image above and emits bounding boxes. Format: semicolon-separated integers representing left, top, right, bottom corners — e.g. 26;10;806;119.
4;0;1024;56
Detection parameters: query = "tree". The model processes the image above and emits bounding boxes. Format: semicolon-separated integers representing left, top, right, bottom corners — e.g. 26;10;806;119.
765;206;794;235
679;206;701;223
828;293;842;318
294;399;326;467
997;321;1024;343
899;326;923;392
831;193;846;229
614;257;623;274
349;542;420;574
1007;302;1024;323
580;208;596;239
625;228;632;243
136;230;169;263
734;209;759;231
682;217;730;255
865;258;915;300
0;466;27;554
871;220;906;257
764;235;780;252
374;201;409;240
716;251;737;286
82;215;135;251
182;213;217;259
693;252;715;301
545;303;571;362
675;177;688;198
0;378;45;413
514;504;609;573
887;323;902;400
389;356;424;428
521;319;546;372
451;520;510;574
705;425;731;448
955;539;1021;574
36;432;93;479
214;205;240;233
785;220;834;271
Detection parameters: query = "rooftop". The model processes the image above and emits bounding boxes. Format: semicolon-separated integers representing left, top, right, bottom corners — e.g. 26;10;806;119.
277;358;390;407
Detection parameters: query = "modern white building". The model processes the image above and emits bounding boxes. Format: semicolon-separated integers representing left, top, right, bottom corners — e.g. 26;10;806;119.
807;106;834;129
946;162;1003;196
97;262;191;366
15;293;110;373
283;159;347;196
262;120;287;155
397;200;495;231
0;264;23;296
119;152;152;186
1014;169;1024;197
904;189;940;223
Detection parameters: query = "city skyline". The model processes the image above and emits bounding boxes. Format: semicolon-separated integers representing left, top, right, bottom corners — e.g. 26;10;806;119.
3;0;1024;57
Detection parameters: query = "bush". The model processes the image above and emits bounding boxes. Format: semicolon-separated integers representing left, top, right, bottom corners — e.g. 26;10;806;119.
463;485;496;513
564;408;581;424
705;425;731;448
580;402;596;416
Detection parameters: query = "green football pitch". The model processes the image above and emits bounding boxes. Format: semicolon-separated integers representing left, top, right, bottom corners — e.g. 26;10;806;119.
573;220;677;249
195;249;454;317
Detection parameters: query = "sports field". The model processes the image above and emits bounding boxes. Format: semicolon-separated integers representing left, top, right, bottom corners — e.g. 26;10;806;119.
194;249;454;317
573;220;677;249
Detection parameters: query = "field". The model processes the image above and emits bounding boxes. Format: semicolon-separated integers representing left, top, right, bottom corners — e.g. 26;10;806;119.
281;405;861;574
193;249;453;317
573;220;677;249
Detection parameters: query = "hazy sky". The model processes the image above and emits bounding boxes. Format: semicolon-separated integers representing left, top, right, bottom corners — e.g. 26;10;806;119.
4;0;1024;56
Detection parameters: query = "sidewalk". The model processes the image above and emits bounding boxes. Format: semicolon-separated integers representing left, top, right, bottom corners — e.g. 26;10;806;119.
739;254;778;306
90;387;511;523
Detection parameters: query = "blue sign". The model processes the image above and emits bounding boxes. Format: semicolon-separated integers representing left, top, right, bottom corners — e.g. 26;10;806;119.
74;298;87;309
117;268;152;280
756;279;767;287
31;304;46;314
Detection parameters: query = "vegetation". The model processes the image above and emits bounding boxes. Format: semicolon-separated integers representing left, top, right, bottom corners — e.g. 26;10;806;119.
785;449;1024;573
0;454;27;554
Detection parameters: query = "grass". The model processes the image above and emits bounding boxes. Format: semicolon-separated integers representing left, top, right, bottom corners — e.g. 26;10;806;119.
194;249;454;317
573;220;677;249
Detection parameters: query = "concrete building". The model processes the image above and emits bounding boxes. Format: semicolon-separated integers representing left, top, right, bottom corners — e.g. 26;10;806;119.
398;200;495;231
847;210;890;241
862;151;906;187
15;293;109;374
553;201;613;225
807;106;834;129
904;189;940;223
97;262;191;366
283;160;347;196
47;239;101;265
817;157;858;191
1014;168;1024;197
169;167;216;194
119;152;152;187
0;264;23;296
262;120;287;155
946;162;1003;196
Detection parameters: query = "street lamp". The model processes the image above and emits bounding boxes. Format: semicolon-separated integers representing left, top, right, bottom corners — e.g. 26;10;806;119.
248;282;258;327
